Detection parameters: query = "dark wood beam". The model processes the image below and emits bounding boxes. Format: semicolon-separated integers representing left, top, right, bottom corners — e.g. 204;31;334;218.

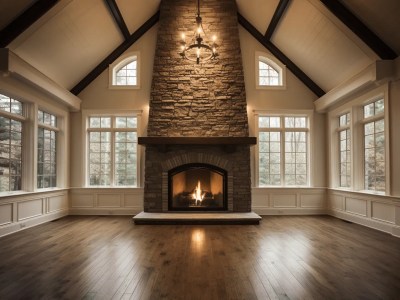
0;0;59;48
265;0;290;40
238;13;325;97
138;137;257;145
104;0;130;40
320;0;397;59
71;11;160;95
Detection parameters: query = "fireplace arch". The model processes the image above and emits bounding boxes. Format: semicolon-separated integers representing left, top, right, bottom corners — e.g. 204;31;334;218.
168;163;228;211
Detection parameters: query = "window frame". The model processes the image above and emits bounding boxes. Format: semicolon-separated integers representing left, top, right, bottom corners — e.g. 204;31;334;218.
37;109;59;189
254;110;313;188
0;90;68;196
109;52;140;89
255;52;286;90
0;96;26;193
337;112;351;189
82;110;142;188
328;84;390;195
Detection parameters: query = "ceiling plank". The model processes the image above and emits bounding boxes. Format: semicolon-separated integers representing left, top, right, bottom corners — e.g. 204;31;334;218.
71;11;160;95
104;0;130;40
265;0;290;40
238;13;325;97
0;0;59;48
320;0;397;59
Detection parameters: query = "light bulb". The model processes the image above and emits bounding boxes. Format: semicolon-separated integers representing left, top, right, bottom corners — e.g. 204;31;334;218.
197;48;200;57
181;33;185;40
197;27;201;34
212;35;217;42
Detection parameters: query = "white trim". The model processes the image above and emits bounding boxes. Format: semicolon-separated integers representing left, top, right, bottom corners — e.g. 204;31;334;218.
108;52;141;89
255;51;286;90
0;49;81;111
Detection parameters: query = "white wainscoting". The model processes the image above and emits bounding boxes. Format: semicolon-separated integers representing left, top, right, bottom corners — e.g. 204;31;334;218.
328;189;400;237
69;188;144;215
252;187;327;215
0;190;69;237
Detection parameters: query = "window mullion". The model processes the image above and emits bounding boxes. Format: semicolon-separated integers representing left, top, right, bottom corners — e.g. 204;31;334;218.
111;117;115;187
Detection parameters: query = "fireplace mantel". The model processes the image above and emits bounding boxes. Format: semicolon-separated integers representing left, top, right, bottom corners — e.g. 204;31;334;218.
138;137;256;153
138;137;257;145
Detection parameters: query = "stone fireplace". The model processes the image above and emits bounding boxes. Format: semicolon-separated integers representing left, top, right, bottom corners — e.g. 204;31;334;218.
140;0;255;214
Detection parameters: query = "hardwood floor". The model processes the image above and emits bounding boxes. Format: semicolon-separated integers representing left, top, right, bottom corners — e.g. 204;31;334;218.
0;215;399;299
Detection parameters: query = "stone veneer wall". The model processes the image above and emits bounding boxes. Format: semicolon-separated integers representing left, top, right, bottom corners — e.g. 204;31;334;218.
144;0;252;212
148;0;248;137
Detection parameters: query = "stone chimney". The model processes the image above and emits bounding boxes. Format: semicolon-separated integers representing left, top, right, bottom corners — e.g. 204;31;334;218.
142;0;253;213
148;0;249;137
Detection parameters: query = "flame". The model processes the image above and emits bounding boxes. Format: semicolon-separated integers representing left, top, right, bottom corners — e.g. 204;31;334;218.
192;180;205;205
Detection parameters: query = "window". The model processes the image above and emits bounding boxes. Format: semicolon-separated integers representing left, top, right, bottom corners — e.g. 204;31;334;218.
37;110;58;188
109;53;140;88
258;115;309;186
329;85;390;194
363;99;385;192
0;94;24;192
115;60;137;86
256;52;286;88
87;116;138;186
338;113;351;187
259;60;279;86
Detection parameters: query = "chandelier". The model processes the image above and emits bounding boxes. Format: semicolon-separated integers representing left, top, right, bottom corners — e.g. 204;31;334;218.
179;0;218;64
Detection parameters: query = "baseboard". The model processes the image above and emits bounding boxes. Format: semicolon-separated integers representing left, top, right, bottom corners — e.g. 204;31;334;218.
253;206;328;215
0;209;68;238
328;209;400;237
69;207;142;215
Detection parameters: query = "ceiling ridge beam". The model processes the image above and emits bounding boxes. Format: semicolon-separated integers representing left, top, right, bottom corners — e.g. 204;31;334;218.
104;0;130;40
265;0;290;40
238;13;325;97
0;0;59;48
320;0;397;60
71;10;160;96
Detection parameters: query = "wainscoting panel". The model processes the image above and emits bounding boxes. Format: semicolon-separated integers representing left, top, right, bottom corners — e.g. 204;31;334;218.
252;188;327;215
300;193;325;208
0;190;69;237
70;194;94;208
252;193;269;208
272;194;297;208
97;194;121;208
328;190;400;237
330;194;344;211
345;197;367;217
48;194;68;213
17;199;43;221
69;188;144;215
0;203;12;226
371;201;396;224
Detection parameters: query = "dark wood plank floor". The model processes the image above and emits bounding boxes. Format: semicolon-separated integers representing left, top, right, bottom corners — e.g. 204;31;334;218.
0;215;399;299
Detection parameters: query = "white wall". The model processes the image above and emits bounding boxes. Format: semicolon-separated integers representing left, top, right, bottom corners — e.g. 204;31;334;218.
69;25;158;188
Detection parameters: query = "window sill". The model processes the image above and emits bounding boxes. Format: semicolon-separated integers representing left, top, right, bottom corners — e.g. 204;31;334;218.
256;85;286;90
0;188;68;199
108;85;141;90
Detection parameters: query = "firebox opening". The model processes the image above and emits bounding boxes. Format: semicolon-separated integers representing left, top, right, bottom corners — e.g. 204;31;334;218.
168;163;227;211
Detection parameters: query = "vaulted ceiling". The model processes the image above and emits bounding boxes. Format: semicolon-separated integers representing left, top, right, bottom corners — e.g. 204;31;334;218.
0;0;399;97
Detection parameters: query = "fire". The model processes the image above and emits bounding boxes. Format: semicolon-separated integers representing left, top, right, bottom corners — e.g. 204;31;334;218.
192;180;205;205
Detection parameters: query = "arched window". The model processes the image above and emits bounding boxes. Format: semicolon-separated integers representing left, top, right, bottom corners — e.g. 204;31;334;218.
256;52;286;89
109;53;140;88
